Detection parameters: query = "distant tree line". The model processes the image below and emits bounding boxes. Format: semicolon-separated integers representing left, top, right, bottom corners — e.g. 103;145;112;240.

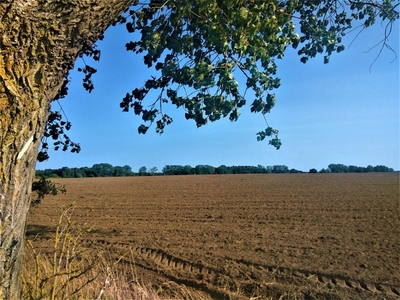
319;164;394;173
36;163;395;178
161;164;296;175
36;163;135;178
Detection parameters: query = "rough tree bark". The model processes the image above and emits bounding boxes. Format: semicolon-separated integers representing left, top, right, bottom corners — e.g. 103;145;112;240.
0;0;134;298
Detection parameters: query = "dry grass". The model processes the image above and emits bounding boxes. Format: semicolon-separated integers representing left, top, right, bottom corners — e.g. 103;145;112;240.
22;202;214;300
22;201;304;300
23;249;301;300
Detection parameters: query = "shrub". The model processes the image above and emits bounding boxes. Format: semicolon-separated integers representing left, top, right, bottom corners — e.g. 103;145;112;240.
31;177;66;205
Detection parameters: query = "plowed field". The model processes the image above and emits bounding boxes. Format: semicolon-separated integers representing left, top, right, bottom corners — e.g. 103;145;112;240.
27;173;399;299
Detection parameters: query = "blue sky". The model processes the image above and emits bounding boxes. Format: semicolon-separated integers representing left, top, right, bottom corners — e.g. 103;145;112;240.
38;19;399;172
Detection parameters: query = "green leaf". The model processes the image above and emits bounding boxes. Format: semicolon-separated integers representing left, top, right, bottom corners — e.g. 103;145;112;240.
239;7;249;20
117;0;398;150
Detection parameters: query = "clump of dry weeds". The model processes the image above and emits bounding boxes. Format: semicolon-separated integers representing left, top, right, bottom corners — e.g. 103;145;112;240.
22;202;213;300
22;201;306;300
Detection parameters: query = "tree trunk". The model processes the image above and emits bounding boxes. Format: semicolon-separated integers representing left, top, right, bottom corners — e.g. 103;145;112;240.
0;0;133;298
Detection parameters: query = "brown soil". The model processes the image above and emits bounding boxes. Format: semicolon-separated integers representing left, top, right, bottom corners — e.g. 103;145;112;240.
27;173;400;299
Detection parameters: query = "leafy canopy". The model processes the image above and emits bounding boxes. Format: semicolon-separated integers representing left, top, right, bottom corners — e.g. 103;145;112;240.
39;0;399;160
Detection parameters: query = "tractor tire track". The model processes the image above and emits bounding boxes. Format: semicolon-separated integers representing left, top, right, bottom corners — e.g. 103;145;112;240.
95;240;243;299
230;257;400;298
90;239;400;299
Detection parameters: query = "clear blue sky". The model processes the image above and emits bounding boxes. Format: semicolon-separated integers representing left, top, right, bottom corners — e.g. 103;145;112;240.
38;19;399;172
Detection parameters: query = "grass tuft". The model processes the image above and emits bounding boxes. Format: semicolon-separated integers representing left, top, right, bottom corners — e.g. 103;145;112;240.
22;202;213;300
